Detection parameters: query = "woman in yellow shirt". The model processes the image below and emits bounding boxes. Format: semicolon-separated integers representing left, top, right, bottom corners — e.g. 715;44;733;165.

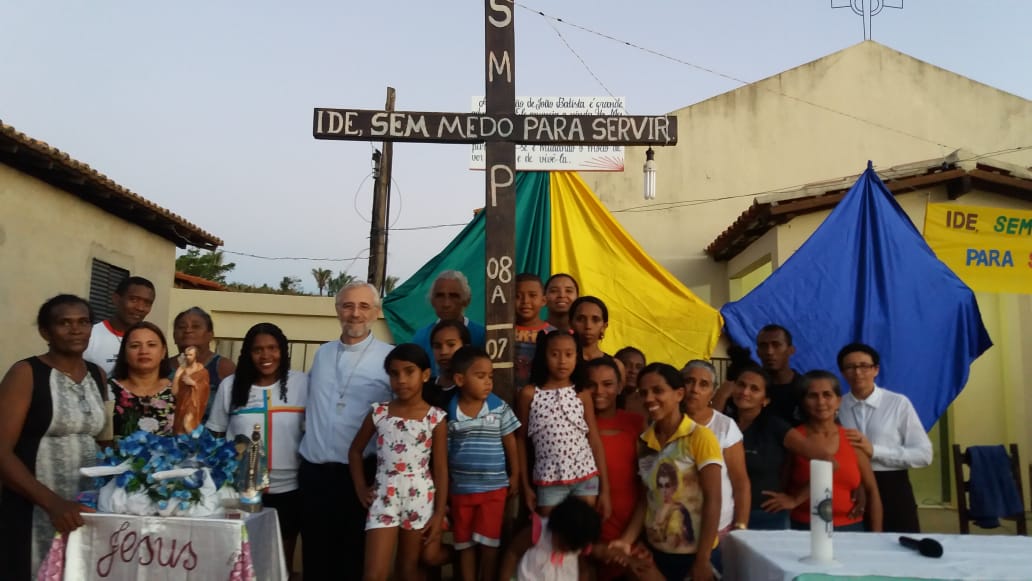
612;363;723;581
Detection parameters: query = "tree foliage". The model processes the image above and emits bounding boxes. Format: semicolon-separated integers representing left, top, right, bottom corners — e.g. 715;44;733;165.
175;249;236;284
384;275;400;295
312;268;333;296
279;276;303;294
326;271;359;296
225;282;280;294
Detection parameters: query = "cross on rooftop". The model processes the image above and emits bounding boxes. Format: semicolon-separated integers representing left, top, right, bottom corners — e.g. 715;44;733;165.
832;0;903;40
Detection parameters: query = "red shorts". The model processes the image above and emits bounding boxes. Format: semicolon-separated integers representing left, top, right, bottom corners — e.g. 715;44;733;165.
449;488;508;549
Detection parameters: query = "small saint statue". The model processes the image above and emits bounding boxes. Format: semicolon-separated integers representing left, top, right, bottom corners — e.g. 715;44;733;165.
172;346;210;434
235;424;269;513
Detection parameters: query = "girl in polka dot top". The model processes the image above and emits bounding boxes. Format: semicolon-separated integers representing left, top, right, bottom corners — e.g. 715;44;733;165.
515;330;611;520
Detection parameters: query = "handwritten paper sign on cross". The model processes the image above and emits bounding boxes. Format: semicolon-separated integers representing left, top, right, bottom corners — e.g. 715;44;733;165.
313;1;677;401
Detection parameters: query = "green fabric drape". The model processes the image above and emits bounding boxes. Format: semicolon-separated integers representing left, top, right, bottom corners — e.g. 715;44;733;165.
383;172;552;343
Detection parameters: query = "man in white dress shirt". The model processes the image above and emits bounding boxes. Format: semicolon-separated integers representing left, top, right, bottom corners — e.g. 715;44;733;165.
837;342;933;533
298;282;394;579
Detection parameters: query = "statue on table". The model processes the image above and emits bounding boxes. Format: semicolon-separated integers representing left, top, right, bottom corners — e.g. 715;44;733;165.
172;346;210;434
234;424;269;513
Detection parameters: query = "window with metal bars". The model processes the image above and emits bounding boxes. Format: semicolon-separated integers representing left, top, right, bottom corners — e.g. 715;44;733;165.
88;259;129;323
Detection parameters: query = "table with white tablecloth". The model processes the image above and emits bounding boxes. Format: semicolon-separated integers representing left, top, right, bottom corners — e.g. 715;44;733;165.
43;508;287;580
722;530;1032;581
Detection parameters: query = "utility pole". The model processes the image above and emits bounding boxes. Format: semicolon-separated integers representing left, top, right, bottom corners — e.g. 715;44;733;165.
368;86;395;294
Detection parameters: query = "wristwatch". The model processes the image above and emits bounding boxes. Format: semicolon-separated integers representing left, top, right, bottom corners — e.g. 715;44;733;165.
733;522;747;530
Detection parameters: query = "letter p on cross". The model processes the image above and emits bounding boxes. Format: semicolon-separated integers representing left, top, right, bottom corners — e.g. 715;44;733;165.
489;164;514;207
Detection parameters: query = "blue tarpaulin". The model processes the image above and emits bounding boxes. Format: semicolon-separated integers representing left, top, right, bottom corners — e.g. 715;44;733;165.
721;162;992;430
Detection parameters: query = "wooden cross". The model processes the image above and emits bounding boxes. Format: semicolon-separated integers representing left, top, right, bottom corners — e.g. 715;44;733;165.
312;1;677;402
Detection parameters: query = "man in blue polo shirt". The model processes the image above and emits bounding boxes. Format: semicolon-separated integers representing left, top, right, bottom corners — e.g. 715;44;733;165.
411;270;486;375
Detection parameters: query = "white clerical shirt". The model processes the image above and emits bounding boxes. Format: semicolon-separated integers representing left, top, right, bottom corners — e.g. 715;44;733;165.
840;385;933;472
299;332;393;464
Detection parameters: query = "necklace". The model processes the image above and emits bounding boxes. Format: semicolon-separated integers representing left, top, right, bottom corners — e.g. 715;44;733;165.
57;366;87;384
335;336;374;412
45;358;95;415
42;355;87;383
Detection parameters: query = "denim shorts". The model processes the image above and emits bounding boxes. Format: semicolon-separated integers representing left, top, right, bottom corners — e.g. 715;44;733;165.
536;475;600;507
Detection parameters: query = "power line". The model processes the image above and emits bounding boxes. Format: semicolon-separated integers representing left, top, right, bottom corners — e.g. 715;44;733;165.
516;2;956;151
352;171;374;223
516;2;748;87
221;249;370;262
390;176;404;227
540;12;616;99
391;222;468;231
219;220;470;262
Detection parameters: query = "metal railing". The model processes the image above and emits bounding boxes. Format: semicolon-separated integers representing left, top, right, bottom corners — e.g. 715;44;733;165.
214;339;328;373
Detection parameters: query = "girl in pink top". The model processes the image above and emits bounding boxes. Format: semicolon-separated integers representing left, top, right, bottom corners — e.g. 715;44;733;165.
516;331;610;519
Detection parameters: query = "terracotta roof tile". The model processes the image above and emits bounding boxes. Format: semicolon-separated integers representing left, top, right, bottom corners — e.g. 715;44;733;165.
174;271;226;291
0;120;222;249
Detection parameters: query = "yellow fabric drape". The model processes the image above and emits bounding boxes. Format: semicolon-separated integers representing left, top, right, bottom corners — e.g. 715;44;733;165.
549;172;723;365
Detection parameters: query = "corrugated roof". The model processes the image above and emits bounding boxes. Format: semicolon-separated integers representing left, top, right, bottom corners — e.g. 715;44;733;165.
0;120;222;249
705;152;1032;261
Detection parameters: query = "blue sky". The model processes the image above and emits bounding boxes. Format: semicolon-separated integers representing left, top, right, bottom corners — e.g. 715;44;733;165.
3;1;1030;292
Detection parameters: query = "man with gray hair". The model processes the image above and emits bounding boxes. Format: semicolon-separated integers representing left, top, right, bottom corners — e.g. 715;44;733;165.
299;282;394;579
411;270;486;375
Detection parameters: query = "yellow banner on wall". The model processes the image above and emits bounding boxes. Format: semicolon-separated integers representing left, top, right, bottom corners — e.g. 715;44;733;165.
923;202;1032;294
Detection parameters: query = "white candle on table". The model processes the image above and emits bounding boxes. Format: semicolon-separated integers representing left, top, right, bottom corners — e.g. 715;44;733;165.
806;459;834;563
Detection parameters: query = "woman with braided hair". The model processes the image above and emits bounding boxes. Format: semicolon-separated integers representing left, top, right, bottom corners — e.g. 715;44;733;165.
206;322;308;571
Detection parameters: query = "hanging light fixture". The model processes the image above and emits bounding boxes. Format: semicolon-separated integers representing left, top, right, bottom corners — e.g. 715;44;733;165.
643;147;656;200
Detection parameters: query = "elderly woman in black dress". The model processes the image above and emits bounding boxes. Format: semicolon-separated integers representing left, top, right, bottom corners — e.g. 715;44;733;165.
0;295;107;579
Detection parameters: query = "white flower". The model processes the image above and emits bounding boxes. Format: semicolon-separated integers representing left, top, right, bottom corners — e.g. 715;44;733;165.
138;416;160;433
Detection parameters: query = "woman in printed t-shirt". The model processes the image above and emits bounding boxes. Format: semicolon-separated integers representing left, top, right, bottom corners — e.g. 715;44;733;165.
207;323;307;571
611;363;723;581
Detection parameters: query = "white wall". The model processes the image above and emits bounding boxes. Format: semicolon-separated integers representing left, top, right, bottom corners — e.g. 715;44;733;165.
583;41;1032;306
0;164;175;370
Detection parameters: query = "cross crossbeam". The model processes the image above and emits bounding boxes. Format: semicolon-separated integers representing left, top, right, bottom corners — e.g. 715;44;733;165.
314;109;677;146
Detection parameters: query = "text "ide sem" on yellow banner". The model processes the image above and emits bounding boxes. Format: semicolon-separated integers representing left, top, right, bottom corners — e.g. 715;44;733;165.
923;202;1032;294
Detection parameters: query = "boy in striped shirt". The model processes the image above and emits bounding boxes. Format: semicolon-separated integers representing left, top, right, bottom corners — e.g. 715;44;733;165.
446;346;521;581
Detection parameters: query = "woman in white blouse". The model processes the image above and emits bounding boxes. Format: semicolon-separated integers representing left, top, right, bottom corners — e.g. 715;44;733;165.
681;359;750;572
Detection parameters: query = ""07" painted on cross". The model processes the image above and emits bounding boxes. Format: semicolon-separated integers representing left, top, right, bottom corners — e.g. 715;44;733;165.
486;337;509;361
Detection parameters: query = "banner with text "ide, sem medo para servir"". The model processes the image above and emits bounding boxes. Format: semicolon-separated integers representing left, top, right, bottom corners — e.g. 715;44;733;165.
923;202;1032;294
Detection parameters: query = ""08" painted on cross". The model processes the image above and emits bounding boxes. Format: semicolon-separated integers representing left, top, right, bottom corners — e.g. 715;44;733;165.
486;256;513;283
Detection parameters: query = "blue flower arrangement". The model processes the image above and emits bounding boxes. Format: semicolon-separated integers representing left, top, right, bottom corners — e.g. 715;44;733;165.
94;427;239;511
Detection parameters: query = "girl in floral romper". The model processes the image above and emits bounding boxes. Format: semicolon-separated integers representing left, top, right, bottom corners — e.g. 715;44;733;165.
516;331;611;519
348;344;449;581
